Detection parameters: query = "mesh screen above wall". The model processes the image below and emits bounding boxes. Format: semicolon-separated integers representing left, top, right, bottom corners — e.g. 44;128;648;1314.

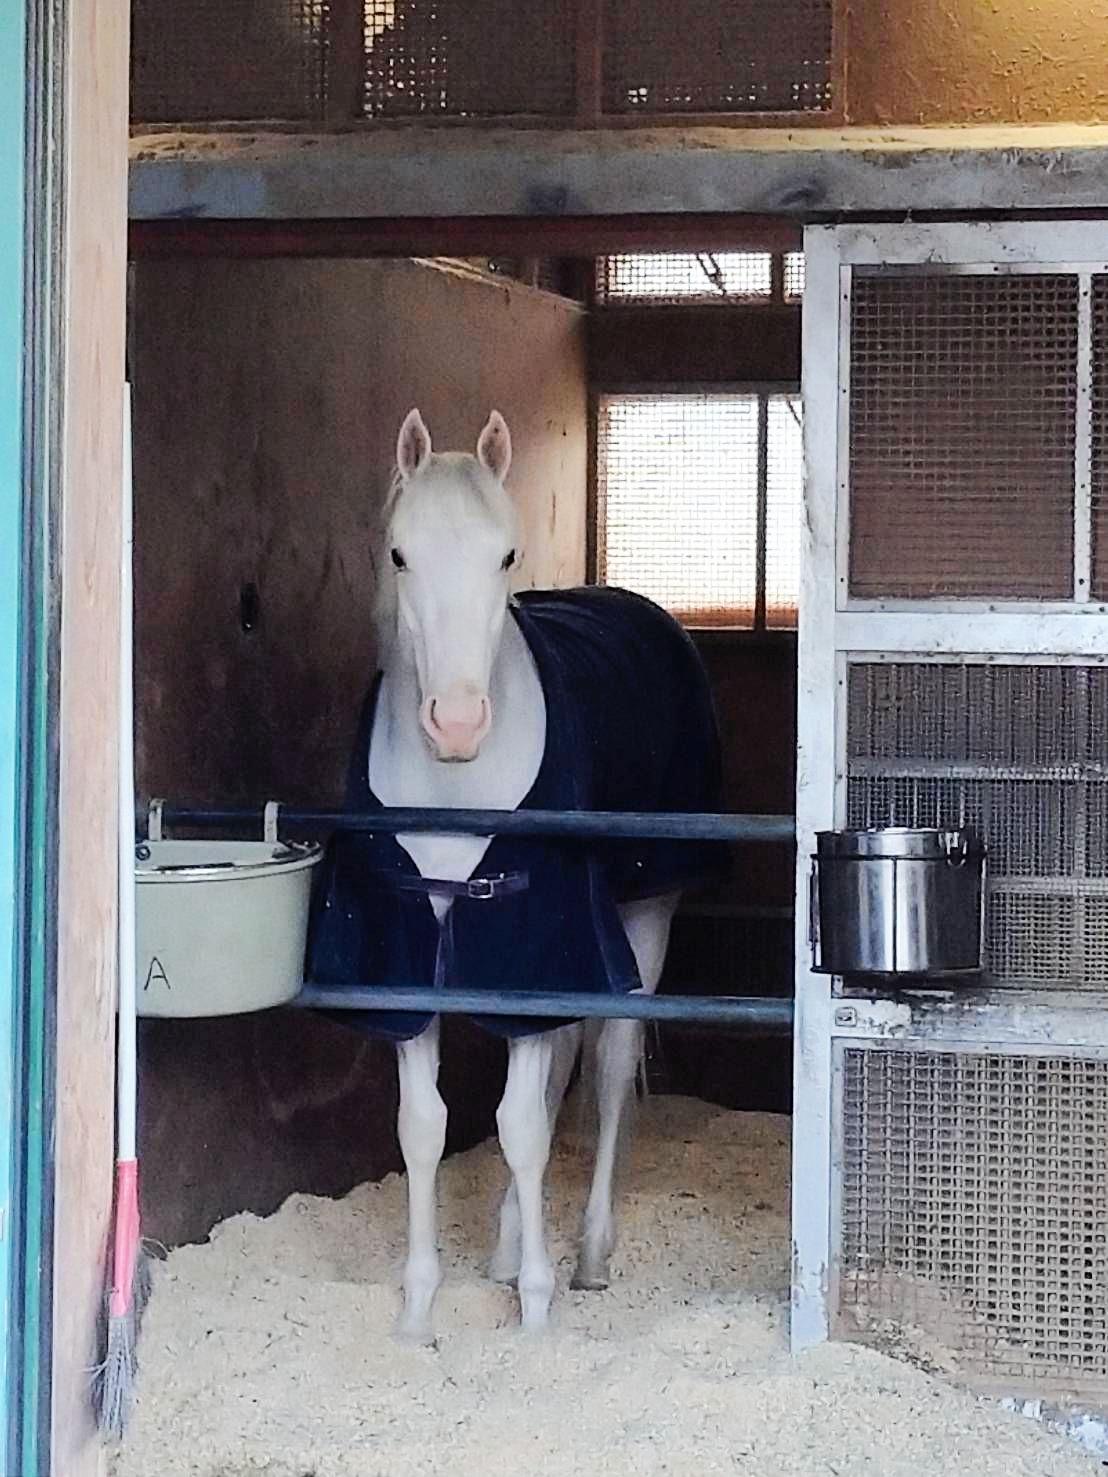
847;273;1080;601
601;0;833;116
131;0;836;124
364;0;577;119
131;0;330;122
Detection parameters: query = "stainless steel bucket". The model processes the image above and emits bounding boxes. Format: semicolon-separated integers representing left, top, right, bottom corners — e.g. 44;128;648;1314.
810;827;985;978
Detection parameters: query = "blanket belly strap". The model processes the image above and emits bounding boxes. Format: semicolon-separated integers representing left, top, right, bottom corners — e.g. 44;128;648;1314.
378;870;530;902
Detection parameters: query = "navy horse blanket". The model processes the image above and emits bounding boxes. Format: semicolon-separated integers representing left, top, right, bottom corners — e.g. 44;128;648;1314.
305;586;727;1040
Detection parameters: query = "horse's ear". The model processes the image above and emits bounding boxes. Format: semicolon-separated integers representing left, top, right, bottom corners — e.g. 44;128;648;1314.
476;410;512;483
397;408;432;479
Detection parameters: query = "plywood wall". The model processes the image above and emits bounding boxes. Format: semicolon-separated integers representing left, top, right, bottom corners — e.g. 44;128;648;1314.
128;256;587;1244
131;257;586;809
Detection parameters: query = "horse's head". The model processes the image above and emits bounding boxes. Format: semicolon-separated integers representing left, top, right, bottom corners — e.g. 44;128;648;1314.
382;407;520;763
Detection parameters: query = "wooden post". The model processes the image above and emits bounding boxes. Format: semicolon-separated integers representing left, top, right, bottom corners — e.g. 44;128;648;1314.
575;0;603;127
325;0;365;123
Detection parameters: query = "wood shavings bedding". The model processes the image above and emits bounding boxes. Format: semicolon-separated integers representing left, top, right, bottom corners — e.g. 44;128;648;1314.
110;1096;1100;1477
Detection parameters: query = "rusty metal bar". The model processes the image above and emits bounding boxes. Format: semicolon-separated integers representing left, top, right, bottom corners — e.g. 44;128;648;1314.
128;214;804;261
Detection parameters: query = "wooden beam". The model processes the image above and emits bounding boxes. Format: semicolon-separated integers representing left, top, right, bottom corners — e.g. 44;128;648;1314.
129;124;1108;222
589;304;801;387
128;213;802;259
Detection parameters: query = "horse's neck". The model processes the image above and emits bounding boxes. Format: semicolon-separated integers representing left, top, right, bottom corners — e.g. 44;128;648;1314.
368;613;546;887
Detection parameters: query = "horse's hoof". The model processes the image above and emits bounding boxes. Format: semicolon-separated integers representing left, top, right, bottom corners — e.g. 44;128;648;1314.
570;1272;610;1292
395;1321;438;1349
519;1301;553;1333
489;1268;519;1290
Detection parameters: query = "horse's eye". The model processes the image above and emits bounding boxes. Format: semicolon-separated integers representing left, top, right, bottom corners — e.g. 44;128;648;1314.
390;548;407;571
502;549;516;571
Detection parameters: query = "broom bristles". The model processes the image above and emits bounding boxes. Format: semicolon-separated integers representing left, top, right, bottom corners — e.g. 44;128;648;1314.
93;1160;148;1439
93;1293;140;1441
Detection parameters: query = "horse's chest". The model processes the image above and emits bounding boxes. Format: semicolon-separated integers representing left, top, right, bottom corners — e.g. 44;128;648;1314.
367;669;546;906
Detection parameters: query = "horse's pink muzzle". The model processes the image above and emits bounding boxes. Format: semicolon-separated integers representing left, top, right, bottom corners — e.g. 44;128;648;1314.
420;689;492;762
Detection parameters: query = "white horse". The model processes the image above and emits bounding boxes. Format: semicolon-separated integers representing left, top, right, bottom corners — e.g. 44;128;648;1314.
368;408;683;1342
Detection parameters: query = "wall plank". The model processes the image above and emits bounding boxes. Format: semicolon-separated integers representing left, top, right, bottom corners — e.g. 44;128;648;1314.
51;0;129;1472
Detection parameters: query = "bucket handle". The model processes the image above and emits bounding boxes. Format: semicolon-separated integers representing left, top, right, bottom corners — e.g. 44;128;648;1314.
807;860;821;969
147;798;165;842
147;799;285;844
264;800;281;845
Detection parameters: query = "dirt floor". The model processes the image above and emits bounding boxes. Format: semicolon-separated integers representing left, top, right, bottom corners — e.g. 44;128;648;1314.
110;1095;1102;1477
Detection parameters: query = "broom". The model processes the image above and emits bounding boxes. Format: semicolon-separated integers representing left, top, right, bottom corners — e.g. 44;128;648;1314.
94;383;151;1438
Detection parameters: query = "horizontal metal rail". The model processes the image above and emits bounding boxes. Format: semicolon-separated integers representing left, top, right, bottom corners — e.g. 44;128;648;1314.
146;803;795;844
295;985;794;1030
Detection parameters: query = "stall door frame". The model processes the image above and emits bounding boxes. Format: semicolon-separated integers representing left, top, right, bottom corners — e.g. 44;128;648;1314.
793;218;1108;1353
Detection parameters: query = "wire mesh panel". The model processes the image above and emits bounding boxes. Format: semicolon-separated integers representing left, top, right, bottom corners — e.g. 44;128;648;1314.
783;251;806;302
131;0;330;122
364;0;576;118
601;0;833;116
847;661;1108;990
837;1044;1108;1398
597;394;761;626
1092;275;1108;599
848;273;1080;600
597;391;803;628
595;252;774;305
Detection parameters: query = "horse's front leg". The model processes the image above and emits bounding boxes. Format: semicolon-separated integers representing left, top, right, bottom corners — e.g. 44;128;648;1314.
490;1022;581;1286
396;1017;446;1344
497;1033;557;1330
574;891;679;1291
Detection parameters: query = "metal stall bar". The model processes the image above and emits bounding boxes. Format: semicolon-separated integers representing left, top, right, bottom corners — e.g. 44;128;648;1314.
144;803;795;844
294;986;794;1029
150;801;796;1031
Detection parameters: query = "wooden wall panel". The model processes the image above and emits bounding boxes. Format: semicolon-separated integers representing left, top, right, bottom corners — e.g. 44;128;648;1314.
52;0;129;1472
130;257;586;809
128;257;587;1245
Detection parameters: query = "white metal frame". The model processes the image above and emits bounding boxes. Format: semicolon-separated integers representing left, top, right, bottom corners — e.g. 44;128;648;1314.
792;219;1108;1354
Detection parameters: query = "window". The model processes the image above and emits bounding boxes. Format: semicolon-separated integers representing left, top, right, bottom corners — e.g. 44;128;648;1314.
596;390;803;630
595;250;804;306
